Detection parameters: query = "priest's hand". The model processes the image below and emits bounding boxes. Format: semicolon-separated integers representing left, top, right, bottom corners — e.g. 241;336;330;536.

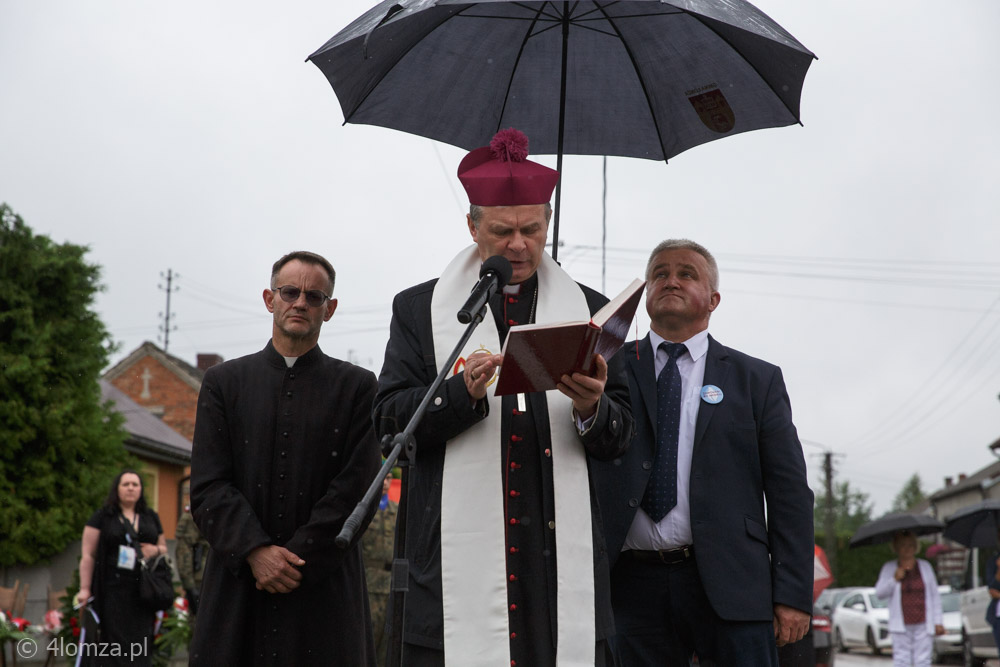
558;354;608;420
773;604;810;646
464;351;502;401
248;545;305;594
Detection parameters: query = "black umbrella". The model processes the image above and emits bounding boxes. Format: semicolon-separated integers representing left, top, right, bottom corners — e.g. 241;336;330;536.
849;513;945;549
943;499;1000;549
308;0;816;260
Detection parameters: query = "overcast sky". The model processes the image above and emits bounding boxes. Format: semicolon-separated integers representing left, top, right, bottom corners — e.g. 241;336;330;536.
2;0;999;515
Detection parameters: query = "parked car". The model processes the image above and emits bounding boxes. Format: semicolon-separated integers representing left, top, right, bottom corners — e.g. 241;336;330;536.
961;584;999;666
817;588;856;616
957;548;1000;666
811;601;835;667
932;588;962;663
832;587;891;655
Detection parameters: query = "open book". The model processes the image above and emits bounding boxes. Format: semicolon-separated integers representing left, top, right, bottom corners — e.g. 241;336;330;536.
494;278;646;396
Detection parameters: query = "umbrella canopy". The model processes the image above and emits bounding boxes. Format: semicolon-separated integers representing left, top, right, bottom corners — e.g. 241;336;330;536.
813;544;833;602
943;499;1000;549
308;0;816;258
849;513;945;549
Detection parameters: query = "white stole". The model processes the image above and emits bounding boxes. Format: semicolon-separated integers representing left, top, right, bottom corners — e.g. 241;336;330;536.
431;245;597;666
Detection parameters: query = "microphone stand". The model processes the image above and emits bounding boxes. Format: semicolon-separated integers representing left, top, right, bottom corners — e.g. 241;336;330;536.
335;300;494;667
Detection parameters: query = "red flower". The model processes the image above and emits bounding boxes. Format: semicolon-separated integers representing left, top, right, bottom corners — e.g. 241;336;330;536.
11;617;30;631
72;627;81;638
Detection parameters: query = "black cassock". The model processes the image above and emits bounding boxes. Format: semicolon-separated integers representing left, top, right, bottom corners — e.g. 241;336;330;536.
374;275;634;667
190;342;380;666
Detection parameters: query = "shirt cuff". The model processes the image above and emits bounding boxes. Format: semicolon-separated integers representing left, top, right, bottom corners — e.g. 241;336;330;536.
572;396;601;435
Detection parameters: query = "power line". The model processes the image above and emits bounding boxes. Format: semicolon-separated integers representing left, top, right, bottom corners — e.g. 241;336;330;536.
851;295;1000;455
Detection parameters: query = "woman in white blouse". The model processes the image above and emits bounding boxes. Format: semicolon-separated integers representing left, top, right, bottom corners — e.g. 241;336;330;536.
874;530;944;667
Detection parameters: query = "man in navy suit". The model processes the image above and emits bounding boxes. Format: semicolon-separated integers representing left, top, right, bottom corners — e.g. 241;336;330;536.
592;239;814;666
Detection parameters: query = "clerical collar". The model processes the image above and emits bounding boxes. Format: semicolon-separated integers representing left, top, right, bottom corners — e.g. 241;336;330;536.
502;273;538;295
283;356;298;368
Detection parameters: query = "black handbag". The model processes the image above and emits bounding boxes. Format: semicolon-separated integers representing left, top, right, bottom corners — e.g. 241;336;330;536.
119;511;176;611
138;554;176;611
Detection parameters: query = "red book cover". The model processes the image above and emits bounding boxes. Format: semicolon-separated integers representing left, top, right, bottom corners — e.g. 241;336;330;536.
494;279;645;396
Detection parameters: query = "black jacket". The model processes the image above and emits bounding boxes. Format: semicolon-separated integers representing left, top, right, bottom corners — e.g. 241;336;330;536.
373;278;634;650
190;342;381;666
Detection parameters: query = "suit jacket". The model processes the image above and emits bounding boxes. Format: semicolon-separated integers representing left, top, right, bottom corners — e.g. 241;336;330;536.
592;333;814;621
373;277;634;649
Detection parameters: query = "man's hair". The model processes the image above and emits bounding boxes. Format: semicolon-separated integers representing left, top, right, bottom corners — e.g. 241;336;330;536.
645;239;719;292
468;202;552;228
270;251;336;295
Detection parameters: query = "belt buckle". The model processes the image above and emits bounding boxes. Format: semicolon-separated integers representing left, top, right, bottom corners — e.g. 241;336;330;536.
658;546;691;564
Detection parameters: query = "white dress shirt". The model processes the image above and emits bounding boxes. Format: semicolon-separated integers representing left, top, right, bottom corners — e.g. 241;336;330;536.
623;328;709;550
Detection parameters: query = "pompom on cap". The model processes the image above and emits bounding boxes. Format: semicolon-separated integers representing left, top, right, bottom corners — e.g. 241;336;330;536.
489;128;530;163
458;128;559;207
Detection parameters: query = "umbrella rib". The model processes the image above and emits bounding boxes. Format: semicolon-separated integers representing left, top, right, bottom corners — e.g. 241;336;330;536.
512;1;562;21
684;13;811;124
593;1;670;161
495;3;550;134
458;13;559;23
575;11;685;21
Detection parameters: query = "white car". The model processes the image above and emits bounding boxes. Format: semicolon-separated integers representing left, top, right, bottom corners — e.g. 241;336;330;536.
833;587;891;655
932;588;963;662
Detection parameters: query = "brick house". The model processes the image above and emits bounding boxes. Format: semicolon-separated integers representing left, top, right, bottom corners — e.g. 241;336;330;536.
99;379;193;539
103;341;222;442
102;342;223;537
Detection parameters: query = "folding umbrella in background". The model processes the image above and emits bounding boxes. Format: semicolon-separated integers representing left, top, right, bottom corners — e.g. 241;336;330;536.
943;499;1000;549
813;544;833;602
308;0;816;260
849;513;945;549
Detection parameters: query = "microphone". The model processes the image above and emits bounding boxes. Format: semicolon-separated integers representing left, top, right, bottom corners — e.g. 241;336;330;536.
457;256;513;324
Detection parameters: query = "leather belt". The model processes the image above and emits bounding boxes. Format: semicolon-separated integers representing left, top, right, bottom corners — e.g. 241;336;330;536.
623;545;694;565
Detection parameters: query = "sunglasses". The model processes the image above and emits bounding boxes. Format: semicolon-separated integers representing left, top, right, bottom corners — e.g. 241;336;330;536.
272;285;331;308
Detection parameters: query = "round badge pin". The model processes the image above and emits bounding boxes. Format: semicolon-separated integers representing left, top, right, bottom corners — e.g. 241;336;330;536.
700;385;723;404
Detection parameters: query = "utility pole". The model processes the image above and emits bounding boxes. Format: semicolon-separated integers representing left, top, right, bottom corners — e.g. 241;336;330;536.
158;269;179;353
823;451;837;579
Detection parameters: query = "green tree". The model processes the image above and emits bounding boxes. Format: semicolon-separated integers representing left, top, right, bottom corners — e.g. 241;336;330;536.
0;203;129;567
890;473;926;513
814;479;874;536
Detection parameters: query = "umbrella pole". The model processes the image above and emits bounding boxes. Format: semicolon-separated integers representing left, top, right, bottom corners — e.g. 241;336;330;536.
551;1;570;264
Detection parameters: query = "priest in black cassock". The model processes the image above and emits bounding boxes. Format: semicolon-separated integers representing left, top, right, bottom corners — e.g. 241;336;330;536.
190;251;381;666
374;129;634;667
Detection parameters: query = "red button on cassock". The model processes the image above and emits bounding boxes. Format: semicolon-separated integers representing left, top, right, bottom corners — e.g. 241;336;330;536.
511;435;523;442
510;518;519;525
510;604;517;611
509;490;520;497
510;632;517;639
509;574;517;582
509;547;519;554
